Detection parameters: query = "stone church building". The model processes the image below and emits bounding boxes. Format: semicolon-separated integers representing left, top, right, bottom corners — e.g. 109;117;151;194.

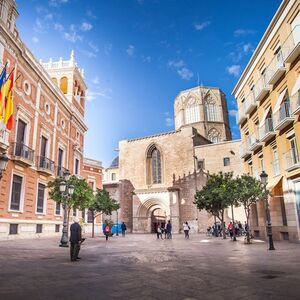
104;86;244;233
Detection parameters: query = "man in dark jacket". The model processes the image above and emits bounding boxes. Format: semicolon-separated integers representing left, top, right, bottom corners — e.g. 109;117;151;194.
70;217;82;261
121;222;127;237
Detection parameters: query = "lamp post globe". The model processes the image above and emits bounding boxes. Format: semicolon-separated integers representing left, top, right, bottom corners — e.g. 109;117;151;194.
59;181;66;193
68;184;75;195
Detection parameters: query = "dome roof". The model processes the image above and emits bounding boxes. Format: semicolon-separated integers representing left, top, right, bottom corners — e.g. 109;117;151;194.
109;156;119;168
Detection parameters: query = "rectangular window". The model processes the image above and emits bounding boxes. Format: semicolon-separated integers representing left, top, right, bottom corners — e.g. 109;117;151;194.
197;159;205;170
36;224;43;233
9;224;18;235
89;181;94;189
57;148;64;176
73;208;77;217
289;136;299;164
111;173;116;181
55;224;60;233
75;158;79;175
10;174;23;211
55;202;61;215
87;209;93;223
37;183;46;213
223;157;230;166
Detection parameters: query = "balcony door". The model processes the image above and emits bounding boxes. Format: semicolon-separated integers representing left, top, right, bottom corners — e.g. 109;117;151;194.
291;12;300;44
57;148;63;176
15;119;26;156
40;136;48;167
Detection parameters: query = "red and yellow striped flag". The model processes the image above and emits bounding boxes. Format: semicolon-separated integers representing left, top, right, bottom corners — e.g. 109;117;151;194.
0;71;14;130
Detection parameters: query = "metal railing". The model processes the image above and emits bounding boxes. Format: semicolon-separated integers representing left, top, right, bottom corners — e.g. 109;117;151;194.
11;142;34;162
249;130;260;148
239;140;251;157
253;74;269;101
259;118;274;140
285;148;300;170
244;91;256;114
237;102;246;124
265;50;285;84
282;25;300;62
57;166;69;177
273;101;292;129
37;156;55;173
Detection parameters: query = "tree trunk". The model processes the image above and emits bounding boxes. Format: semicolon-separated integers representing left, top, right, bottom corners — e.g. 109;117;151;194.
245;207;251;244
92;211;95;238
221;212;226;239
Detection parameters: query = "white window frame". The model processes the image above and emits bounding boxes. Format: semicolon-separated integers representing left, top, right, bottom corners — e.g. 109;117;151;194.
8;171;25;213
74;156;80;175
54;202;62;217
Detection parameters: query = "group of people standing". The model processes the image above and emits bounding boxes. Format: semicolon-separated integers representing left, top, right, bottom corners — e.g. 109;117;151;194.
156;220;172;239
206;221;249;238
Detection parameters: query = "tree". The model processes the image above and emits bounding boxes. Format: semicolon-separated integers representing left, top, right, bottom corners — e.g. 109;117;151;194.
194;172;234;238
235;175;264;243
48;176;94;230
89;188;120;238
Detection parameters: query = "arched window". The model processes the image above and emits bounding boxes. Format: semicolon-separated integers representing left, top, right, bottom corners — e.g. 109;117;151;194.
207;128;221;143
205;95;219;122
185;98;200;124
60;77;68;94
146;144;162;184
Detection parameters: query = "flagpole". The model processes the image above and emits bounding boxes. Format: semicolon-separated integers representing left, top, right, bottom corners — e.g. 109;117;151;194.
0;62;8;78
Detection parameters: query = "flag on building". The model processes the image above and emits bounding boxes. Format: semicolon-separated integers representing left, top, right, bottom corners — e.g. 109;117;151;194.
0;65;7;120
3;71;14;130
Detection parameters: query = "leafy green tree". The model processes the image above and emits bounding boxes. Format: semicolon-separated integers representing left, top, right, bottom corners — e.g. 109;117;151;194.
48;175;94;229
89;188;120;237
235;175;264;243
194;172;235;238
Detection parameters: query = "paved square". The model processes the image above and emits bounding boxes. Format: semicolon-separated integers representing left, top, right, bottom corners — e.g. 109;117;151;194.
0;234;300;300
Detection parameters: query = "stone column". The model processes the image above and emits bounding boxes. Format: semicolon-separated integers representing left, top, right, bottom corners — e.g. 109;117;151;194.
169;190;180;233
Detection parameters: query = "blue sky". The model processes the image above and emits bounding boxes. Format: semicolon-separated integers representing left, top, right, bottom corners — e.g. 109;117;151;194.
17;0;281;166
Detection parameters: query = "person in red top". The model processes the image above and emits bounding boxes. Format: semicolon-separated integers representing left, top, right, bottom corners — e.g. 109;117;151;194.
228;221;234;239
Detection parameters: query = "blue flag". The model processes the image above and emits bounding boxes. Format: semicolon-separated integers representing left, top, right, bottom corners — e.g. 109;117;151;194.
0;65;6;89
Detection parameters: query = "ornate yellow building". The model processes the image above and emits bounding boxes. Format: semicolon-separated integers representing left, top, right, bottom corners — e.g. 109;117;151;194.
232;0;300;242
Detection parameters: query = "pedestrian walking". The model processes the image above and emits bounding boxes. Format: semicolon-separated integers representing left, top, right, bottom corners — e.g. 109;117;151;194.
103;222;111;241
70;217;82;262
228;221;234;239
156;224;162;239
121;222;127;237
183;221;190;239
166;220;172;239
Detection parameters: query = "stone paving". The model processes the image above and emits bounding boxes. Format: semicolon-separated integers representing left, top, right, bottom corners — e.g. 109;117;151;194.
0;233;300;300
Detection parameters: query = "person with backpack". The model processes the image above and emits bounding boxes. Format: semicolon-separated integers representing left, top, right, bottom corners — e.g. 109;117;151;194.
121;222;127;237
103;222;111;241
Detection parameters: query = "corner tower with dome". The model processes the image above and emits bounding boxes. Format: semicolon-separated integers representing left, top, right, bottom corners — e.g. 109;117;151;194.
103;87;244;234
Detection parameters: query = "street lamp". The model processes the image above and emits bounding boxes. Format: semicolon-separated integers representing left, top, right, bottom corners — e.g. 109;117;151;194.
260;171;275;251
59;171;74;247
0;152;9;181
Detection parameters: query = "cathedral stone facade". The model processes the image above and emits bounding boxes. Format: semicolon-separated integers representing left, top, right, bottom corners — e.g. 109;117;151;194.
104;86;243;233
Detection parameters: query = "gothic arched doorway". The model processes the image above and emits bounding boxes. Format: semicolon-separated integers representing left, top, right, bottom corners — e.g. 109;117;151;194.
151;208;166;233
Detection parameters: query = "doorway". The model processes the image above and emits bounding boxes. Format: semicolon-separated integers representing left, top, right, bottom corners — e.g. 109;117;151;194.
151;208;166;233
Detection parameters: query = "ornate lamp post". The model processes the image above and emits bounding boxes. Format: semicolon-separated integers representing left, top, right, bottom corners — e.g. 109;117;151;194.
0;152;9;181
59;171;74;247
260;171;275;251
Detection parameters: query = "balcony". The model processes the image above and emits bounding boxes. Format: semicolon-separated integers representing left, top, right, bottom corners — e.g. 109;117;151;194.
265;53;286;85
259;118;276;143
282;25;300;64
237;102;246;124
273;101;294;131
11;142;35;166
244;92;257;115
249;130;262;152
291;92;300;115
37;156;55;176
56;166;69;177
239;140;251;159
271;159;281;177
0;128;9;151
285;148;300;172
253;75;270;102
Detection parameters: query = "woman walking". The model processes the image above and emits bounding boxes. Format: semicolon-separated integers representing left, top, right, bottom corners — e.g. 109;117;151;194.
183;222;190;239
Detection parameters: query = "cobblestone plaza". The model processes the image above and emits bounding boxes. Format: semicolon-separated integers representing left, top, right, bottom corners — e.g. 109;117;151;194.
0;234;300;300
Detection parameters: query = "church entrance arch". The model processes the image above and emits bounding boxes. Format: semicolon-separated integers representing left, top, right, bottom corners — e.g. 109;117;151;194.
136;198;169;233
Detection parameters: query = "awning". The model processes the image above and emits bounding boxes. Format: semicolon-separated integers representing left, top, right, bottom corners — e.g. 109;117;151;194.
273;88;287;113
291;75;300;95
266;175;282;191
259;106;271;126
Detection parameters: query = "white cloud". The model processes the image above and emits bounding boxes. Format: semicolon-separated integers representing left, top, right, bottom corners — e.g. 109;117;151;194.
104;43;112;55
168;59;185;68
80;49;96;58
229;109;237;117
64;25;82;43
234;29;256;37
126;45;135;57
142;55;151;63
49;0;68;7
226;65;241;77
164;112;174;127
88;41;99;53
80;22;93;31
243;43;252;53
44;13;53;20
33;18;45;33
54;23;64;32
32;36;39;43
92;76;100;85
177;67;194;80
86;88;112;101
86;9;96;19
194;21;211;31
